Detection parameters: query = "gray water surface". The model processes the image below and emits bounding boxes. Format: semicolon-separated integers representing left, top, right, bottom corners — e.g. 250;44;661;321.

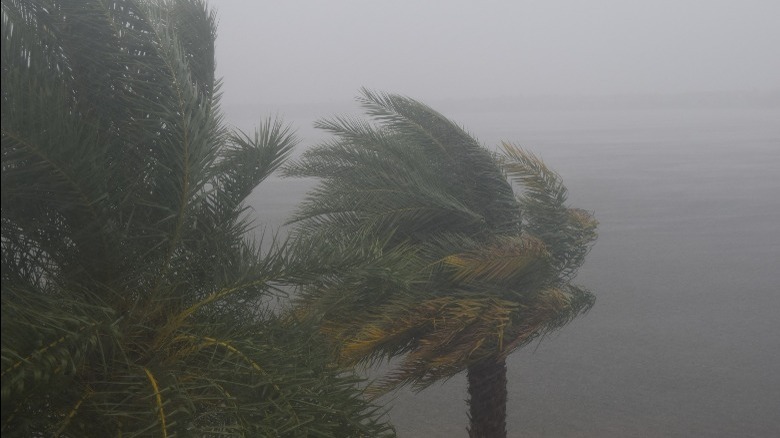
244;105;780;437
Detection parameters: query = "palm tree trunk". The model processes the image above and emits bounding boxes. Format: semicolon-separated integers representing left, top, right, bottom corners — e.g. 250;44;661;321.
467;357;507;438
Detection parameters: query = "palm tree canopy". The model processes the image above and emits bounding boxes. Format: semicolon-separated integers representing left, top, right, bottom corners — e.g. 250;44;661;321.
285;89;598;392
1;1;393;436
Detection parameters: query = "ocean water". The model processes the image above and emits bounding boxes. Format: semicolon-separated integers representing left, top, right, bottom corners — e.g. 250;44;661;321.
240;104;780;437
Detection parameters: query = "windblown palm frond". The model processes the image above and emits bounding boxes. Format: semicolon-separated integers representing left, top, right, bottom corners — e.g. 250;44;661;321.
1;1;394;436
501;142;599;279
286;89;598;397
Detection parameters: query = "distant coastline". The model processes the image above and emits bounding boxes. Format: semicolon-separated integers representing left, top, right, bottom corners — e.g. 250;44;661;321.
224;90;780;116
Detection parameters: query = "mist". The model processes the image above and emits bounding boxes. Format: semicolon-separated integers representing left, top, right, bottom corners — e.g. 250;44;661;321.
211;0;780;106
211;1;780;436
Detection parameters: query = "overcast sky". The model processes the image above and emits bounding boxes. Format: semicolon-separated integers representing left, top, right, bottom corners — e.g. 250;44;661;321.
210;0;780;106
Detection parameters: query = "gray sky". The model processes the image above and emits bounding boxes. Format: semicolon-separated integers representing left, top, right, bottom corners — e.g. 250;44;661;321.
210;0;780;105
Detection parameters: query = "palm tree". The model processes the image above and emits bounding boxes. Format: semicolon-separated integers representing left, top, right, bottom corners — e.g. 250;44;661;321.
284;89;598;437
1;1;393;436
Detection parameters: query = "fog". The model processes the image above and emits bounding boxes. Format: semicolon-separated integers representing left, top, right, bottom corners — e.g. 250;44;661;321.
211;0;780;105
208;2;780;436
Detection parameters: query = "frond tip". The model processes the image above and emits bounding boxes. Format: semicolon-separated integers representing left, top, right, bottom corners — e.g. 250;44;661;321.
144;368;168;438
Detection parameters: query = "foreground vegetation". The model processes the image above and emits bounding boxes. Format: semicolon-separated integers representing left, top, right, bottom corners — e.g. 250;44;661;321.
2;1;597;437
1;0;392;436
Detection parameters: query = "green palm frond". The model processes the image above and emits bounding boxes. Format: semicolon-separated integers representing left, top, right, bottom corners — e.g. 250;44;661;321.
357;88;521;233
284;90;520;247
218;119;298;207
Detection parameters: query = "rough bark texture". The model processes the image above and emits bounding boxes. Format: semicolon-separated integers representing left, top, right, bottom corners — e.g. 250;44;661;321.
467;357;508;438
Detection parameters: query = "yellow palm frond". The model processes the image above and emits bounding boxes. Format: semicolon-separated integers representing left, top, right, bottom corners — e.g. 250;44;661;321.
442;235;549;283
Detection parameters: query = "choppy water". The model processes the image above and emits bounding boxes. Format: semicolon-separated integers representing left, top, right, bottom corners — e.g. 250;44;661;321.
240;104;780;437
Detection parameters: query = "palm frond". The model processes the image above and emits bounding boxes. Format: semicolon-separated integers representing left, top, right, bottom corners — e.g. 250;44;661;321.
501;142;598;279
442;235;550;284
359;297;518;394
358;88;520;234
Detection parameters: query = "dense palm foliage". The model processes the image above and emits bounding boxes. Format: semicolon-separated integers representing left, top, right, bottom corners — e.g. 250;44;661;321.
1;1;393;436
285;89;598;437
